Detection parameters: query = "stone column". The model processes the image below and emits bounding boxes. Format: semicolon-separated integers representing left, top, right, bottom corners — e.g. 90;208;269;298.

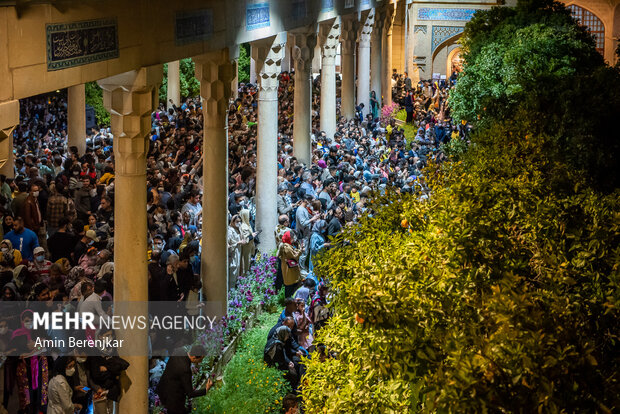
291;27;317;166
231;59;239;99
250;46;257;84
252;33;286;253
357;11;374;117
194;50;233;313
319;18;341;139
97;65;162;414
382;2;396;107
340;15;358;121
371;8;384;109
282;42;291;73
167;60;181;110
0;100;18;179
67;84;86;156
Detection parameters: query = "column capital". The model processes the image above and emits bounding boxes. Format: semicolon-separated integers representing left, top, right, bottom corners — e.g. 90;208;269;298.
319;17;341;60
340;15;359;56
98;65;162;176
290;26;317;73
252;33;287;94
194;49;234;128
0;100;18;174
359;9;374;47
383;3;396;37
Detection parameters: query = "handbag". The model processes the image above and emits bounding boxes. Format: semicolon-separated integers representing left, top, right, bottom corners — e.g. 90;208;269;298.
286;259;299;268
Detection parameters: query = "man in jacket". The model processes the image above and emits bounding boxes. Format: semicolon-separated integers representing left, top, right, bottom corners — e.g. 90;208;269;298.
156;344;212;414
23;182;42;234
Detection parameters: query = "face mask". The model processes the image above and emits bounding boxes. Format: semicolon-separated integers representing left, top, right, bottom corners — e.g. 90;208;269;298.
73;171;79;176
1;248;8;254
35;255;44;263
24;322;33;330
154;214;164;221
158;187;164;192
0;327;7;335
90;189;97;197
76;357;87;363
153;244;163;252
32;191;39;197
65;368;76;377
89;240;95;246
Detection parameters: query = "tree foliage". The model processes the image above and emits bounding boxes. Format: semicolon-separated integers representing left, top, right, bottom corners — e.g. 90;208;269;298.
302;1;620;412
450;0;620;191
302;122;620;413
159;58;201;103
238;43;251;84
85;81;110;127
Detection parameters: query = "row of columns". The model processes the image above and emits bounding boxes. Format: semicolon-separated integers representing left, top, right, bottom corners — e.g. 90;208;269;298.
0;6;398;412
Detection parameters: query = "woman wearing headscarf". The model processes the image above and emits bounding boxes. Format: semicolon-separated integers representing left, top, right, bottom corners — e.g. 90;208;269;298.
309;282;331;332
227;215;242;288
308;220;329;279
10;309;50;414
238;209;257;276
47;356;81;414
263;326;297;387
277;231;302;298
0;239;23;268
294;299;313;349
370;91;380;120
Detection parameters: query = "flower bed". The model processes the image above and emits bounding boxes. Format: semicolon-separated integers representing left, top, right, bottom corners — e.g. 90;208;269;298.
194;312;291;413
380;102;400;125
149;255;280;413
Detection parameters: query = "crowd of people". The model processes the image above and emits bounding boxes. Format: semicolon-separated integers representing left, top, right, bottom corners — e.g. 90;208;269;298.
0;60;464;412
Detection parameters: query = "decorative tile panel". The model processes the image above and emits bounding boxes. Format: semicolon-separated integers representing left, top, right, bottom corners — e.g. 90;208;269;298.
291;0;307;20
418;8;477;21
431;25;464;52
46;18;118;71
321;0;334;12
246;2;270;31
175;9;213;46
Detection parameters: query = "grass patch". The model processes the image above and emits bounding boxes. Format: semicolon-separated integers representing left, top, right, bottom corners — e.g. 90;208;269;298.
395;109;418;143
195;312;291;413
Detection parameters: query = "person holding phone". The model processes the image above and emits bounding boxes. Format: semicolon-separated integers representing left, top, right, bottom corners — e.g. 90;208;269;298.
47;357;83;414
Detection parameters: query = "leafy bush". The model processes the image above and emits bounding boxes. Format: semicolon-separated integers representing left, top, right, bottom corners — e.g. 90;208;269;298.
159;58;201;103
195;312;291;413
238;43;251;84
450;0;620;191
85;81;110;127
302;121;620;412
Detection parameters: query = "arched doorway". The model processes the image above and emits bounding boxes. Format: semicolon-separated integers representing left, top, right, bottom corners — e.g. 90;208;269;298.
447;47;463;77
568;4;605;55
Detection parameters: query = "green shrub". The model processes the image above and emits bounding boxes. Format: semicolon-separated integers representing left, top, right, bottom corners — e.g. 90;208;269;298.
238;43;251;84
302;121;620;412
159;58;201;103
85;81;109;127
195;312;291;413
450;0;620;191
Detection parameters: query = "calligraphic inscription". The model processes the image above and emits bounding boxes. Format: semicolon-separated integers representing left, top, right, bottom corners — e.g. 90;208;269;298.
321;0;334;12
246;3;270;31
46;18;118;71
175;9;213;46
345;0;355;8
292;0;307;20
418;8;477;21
